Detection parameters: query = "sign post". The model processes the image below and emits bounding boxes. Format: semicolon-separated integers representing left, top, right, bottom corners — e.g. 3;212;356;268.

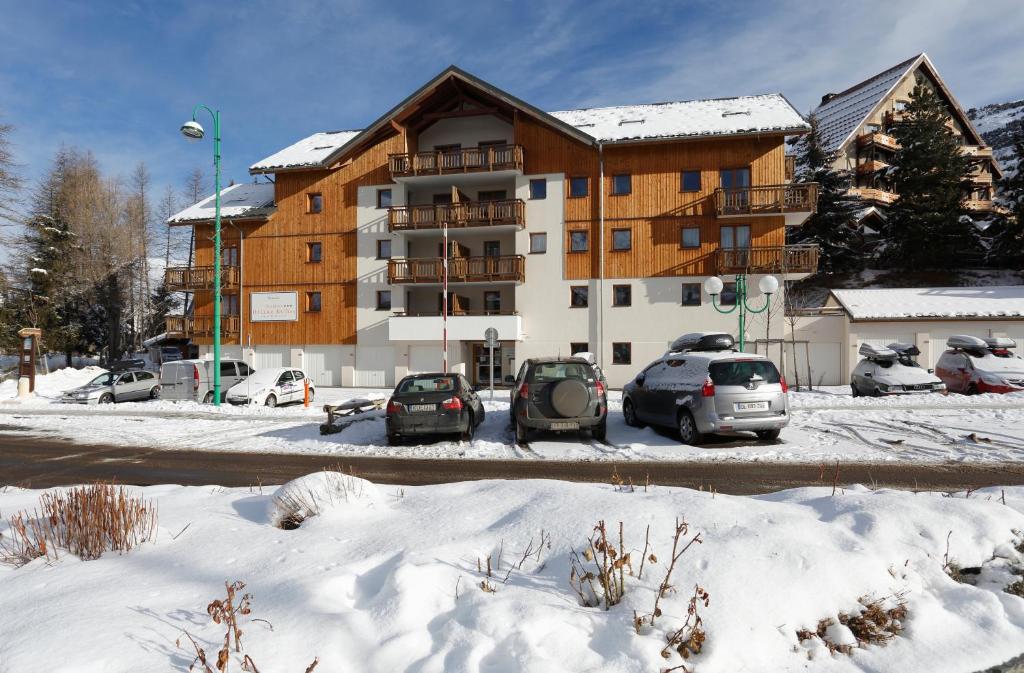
17;328;41;398
484;327;499;401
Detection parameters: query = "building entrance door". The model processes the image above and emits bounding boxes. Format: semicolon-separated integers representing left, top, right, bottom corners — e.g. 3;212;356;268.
471;343;502;386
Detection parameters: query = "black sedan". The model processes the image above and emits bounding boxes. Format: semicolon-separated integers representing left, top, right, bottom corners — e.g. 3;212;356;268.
385;373;485;445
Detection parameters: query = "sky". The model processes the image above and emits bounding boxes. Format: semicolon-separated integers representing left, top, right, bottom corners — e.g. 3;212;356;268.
1;0;1022;216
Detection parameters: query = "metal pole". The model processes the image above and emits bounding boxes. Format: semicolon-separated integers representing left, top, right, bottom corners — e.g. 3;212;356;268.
489;342;494;400
737;274;746;352
442;219;448;372
212;110;222;406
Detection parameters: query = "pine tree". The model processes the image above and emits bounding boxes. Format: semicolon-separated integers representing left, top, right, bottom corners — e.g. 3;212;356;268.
886;84;975;268
988;120;1024;267
147;280;179;338
787;115;863;272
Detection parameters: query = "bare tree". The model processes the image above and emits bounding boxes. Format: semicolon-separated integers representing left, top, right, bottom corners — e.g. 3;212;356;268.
0;120;23;243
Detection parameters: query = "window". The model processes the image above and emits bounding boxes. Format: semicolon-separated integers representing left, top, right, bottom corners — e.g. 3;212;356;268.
136;371;154;381
720;225;751;249
433;192;453;205
720;282;737;306
570;342;589;354
238;363;253;376
612;342;632;365
307;193;323;214
376;290;391;311
570;231;589;252
484;291;501;313
306;291;322;312
681;170;701;192
529;178;547;200
569;176;589;198
612;229;632;251
681;227;701;249
376;239;392;259
681;283;701;306
220;361;237;377
306;241;322;263
611;173;631;195
377;189;392;209
570;286;589;308
278;370;294;385
613;284;631;307
222;246;239;266
222;294;240;315
719;168;751;189
483;240;501;257
529;232;547;254
478;190;507;202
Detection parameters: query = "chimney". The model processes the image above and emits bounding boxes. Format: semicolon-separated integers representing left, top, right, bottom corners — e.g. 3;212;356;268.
820;93;838;106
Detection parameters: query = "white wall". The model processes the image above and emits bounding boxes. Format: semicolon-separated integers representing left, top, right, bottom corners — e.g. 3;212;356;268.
418;115;513;151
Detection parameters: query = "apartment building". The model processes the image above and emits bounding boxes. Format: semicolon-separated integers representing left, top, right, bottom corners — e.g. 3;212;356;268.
166;66;818;388
813;53;1002;226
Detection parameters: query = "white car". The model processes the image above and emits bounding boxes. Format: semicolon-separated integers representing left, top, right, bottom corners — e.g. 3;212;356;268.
226;367;315;407
850;342;945;397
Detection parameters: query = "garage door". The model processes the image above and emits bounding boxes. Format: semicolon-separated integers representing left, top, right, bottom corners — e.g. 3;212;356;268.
354;346;395;388
254;347;288;372
303;347;344;387
408;346;443;375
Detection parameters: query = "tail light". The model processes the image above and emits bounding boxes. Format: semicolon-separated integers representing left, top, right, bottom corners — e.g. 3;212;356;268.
701;376;715;397
780;376;789;393
441;396;463;410
386;398;402;414
595;380;606;397
193;364;200;392
519;383;529;399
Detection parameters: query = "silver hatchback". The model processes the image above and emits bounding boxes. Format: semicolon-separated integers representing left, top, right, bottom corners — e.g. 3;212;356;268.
61;369;161;404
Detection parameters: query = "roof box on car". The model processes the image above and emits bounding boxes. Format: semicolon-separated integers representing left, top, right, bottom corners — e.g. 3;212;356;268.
947;335;987;350
887;342;921;357
858;343;897;359
984;337;1017;349
669;332;735;353
572;351;597;365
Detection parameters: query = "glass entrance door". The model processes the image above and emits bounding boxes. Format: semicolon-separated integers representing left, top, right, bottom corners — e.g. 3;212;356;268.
473;344;502;385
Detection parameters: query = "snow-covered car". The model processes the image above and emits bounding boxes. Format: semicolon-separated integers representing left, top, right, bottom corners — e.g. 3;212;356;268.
935;335;1024;395
60;369;160;404
850;342;945;397
225;367;314;407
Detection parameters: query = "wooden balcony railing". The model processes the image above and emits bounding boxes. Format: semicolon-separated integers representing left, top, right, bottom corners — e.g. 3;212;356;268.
848;187;899;205
857;132;900;152
715;245;820;275
165;266;239;291
388;255;526;284
388;144;524;177
165;315;240;339
963;145;994;159
388;199;526;232
856;160;890;175
714;183;818;217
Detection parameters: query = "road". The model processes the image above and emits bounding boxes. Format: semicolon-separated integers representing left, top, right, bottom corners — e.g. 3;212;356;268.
4;431;1024;495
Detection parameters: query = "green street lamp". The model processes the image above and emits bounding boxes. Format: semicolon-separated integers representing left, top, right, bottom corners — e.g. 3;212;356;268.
704;274;779;352
180;105;223;406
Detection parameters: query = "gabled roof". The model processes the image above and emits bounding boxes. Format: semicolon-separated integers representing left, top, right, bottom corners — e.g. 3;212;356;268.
830;286;1024;320
167;183;275;225
250;130;362;173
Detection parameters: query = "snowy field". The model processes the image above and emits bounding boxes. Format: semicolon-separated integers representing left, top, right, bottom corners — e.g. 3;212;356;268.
3;367;1024;463
1;475;1023;672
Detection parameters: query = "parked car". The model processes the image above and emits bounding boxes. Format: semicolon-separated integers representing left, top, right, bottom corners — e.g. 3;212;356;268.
935;335;1024;394
160;346;183;363
385;373;484;444
105;357;148;372
621;332;788;445
226;367;314;407
160;358;253;403
850;342;945;397
61;369;160;404
510;357;607;443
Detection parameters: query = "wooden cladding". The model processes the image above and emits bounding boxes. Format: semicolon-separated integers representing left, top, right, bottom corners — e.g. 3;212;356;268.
389;144;524;177
388;199;525;231
388;255;525;284
165;265;239;292
714;184;818;217
715;244;820;275
166;315;241;339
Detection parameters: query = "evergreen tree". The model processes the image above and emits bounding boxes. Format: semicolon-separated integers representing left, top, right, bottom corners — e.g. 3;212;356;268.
146;280;178;338
886;84;975;268
988;120;1024;267
787;114;863;272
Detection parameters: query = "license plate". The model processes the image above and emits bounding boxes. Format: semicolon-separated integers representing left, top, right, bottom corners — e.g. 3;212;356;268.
735;401;769;412
550;421;579;431
409;404;436;412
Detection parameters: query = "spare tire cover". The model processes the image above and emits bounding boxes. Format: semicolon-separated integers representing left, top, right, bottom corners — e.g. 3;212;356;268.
550;379;590;417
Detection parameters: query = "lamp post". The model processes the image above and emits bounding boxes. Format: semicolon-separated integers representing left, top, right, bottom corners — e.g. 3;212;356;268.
704;274;779;352
180;106;223;406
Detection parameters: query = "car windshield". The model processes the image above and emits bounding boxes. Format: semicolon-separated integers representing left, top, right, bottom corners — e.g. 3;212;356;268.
709;360;781;385
528;362;592;383
87;372;116;386
897;355;920;367
398;376;456;393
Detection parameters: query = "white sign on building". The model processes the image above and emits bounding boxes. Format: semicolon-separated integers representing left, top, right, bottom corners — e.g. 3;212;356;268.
250;291;298;322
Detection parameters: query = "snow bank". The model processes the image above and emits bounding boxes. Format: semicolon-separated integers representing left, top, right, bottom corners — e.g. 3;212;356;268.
0;365;105;401
268;471;383;527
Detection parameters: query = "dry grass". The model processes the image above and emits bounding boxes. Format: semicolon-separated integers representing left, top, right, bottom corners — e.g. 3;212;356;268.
569;520;632;609
797;594;908;655
1006;579;1024;598
272;472;367;530
0;482;157;567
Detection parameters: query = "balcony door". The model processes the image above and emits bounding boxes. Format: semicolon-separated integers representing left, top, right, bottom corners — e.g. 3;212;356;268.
720;167;751;210
222;245;239;267
720;225;751;269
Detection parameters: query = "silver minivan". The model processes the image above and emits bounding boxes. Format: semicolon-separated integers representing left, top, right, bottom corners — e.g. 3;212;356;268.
159;358;253;403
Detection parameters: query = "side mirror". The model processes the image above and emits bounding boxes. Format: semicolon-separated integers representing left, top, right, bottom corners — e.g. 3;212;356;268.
635;374;646;386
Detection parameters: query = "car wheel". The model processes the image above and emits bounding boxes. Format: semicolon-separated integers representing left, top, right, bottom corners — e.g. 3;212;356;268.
515;419;529;444
871;387;883;397
307;388;315;403
850;383;860;398
99;393;114;405
461;411;475;441
203;391;214;404
265;394;278;408
149;386;161;400
756;429;781;441
592;419;608;442
386;433;400;446
623;398;644;428
678;410;705;446
967;383;979;396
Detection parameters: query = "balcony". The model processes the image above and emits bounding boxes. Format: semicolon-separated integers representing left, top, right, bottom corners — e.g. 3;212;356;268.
388;255;525;284
848;187;898;205
388;312;524;342
857;132;900;152
715;245;820;275
963;145;994;159
165;266;239;292
389;144;524;179
856;159;890;176
165;315;240;339
714;183;818;226
969;172;994;185
389;199;525;232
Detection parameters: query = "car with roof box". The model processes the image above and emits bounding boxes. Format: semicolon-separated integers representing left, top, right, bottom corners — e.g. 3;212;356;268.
510;357;608;443
385;373;484;444
621;332;789;445
851;342;945;397
934;335;1024;395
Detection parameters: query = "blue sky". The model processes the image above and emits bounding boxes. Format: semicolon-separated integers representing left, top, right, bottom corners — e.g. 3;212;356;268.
2;0;1022;209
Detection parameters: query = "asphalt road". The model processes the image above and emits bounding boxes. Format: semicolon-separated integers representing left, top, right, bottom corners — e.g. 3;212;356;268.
4;431;1024;494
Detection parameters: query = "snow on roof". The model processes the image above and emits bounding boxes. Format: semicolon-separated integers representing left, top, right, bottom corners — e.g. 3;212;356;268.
831;286;1024;320
549;94;808;143
168;183;276;224
249;130;362;172
813;55;921;154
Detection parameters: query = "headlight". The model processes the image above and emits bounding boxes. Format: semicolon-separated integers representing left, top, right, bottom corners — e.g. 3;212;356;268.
980;374;1007;386
76;393;87;399
934;383;946;390
887;384;904;392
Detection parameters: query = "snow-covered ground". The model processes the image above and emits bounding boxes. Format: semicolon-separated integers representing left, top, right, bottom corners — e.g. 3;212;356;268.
3;368;1024;463
1;476;1023;672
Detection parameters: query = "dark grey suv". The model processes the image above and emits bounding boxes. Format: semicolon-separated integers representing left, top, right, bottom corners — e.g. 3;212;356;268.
509;357;607;443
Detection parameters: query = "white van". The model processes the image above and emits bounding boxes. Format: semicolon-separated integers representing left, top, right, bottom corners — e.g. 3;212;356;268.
159;358;253;403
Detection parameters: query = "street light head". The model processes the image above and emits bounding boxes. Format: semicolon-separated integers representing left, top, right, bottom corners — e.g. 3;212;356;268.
180;120;205;141
758;275;780;295
703;276;724;296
